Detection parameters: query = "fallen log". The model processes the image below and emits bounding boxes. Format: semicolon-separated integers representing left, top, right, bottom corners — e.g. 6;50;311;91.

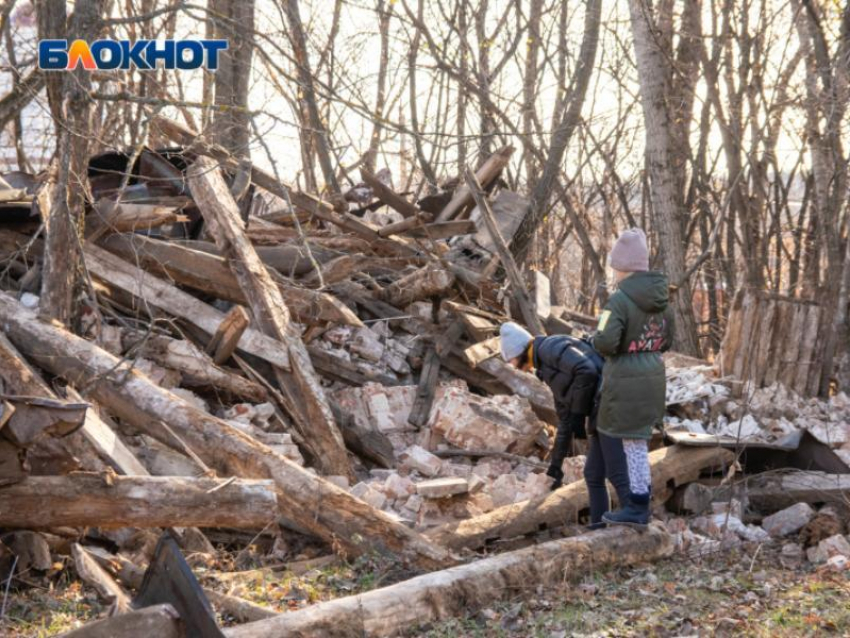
0;474;279;529
99;233;361;327
380;262;456;307
427;445;735;551
188;157;350;477
224;525;673;638
72;543;132;612
173;239;339;276
122;330;268;402
0;293;450;570
87;199;189;239
57;604;183;638
746;471;850;511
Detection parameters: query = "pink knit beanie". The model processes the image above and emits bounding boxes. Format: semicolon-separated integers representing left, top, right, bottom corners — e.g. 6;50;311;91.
609;228;649;272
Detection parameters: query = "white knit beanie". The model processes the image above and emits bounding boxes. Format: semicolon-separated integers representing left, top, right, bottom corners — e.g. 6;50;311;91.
609;228;649;272
500;322;533;361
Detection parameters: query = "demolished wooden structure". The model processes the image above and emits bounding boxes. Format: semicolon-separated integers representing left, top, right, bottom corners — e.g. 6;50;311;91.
0;124;807;636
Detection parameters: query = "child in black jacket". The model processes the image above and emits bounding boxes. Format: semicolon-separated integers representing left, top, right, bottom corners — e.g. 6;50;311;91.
500;322;603;490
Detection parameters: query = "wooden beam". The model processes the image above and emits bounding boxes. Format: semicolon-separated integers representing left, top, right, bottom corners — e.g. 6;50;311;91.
360;168;420;218
57;604;182;638
187;157;350;477
0;292;451;570
72;543;132;613
462;336;501;367
99;233;362;327
122;330;268;402
426;445;735;551
435;146;514;222
380;263;455;308
376;213;433;238
408;347;440;427
464;167;545;335
0;474;278;529
405;220;477;240
224;526;672;638
206;305;251;365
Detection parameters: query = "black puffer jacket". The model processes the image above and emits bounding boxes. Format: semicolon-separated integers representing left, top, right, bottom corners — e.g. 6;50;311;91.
533;335;603;435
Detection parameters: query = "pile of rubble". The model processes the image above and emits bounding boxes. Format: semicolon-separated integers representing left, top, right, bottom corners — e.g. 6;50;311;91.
665;365;850;464
666;497;850;573
0;117;848;635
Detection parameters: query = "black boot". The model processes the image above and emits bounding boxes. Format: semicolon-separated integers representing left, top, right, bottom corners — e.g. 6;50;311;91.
546;464;564;491
602;492;650;530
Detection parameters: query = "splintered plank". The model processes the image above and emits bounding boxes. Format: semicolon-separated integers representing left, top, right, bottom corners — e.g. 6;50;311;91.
464;167;545;335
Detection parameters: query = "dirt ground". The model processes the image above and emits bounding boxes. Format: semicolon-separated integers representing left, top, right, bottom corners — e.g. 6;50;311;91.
2;541;848;638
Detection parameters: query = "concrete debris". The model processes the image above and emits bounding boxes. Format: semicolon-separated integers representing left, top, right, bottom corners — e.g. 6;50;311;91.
666;366;729;406
416;477;469;499
806;534;850;564
428;384;545;455
383;473;415;500
350;482;387;510
762;503;816;537
398;445;443;477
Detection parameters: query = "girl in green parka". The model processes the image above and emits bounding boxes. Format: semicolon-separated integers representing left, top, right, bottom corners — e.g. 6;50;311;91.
587;228;673;529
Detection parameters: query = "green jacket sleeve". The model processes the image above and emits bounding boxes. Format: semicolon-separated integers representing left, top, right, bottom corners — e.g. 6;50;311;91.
592;294;626;357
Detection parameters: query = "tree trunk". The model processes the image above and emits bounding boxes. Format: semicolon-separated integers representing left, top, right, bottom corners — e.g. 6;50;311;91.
0;475;278;529
510;0;602;267
627;0;701;355
40;0;103;325
283;0;341;196
210;0;254;157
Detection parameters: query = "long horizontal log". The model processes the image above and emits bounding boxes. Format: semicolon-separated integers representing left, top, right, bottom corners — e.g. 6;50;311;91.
100;233;361;327
0;293;450;570
427;445;735;551
173;239;340;276
225;525;673;638
747;471;850;511
0;474;278;529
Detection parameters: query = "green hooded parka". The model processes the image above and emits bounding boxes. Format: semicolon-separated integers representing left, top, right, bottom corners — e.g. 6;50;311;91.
592;271;673;439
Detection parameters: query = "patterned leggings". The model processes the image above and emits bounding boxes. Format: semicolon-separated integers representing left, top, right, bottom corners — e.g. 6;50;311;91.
584;433;651;523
